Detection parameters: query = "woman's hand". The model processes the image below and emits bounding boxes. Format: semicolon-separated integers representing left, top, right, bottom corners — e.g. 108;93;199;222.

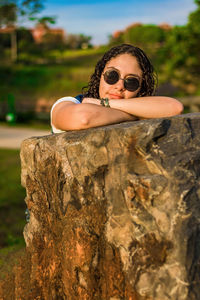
82;97;101;105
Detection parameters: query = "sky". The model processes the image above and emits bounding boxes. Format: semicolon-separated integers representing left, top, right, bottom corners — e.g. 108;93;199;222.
25;0;196;45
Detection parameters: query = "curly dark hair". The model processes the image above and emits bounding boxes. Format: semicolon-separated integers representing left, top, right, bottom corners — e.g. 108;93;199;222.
82;43;157;98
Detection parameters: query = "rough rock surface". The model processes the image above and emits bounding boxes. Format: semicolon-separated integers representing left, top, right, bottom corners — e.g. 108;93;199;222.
1;113;200;300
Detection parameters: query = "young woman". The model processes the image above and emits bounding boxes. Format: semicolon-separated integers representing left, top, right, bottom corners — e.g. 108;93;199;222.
51;44;183;133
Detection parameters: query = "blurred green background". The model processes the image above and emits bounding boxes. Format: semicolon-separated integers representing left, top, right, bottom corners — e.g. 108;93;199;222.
0;148;26;265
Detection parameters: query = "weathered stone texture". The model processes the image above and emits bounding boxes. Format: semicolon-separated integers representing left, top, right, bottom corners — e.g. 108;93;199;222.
1;113;200;300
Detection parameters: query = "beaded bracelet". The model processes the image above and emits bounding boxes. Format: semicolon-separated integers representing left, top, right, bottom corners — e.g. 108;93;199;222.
100;98;110;107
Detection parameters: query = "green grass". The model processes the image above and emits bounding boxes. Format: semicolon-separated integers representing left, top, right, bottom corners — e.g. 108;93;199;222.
0;121;50;130
0;47;108;106
0;149;26;249
0;63;92;103
49;46;108;58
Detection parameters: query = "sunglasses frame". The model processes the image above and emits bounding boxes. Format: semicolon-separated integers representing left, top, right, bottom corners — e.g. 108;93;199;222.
103;68;141;92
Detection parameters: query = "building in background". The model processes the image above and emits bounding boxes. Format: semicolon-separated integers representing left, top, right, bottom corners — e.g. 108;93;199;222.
30;23;66;43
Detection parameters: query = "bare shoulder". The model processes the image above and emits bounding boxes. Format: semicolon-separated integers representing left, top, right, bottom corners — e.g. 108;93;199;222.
51;100;80;131
52;101;76;114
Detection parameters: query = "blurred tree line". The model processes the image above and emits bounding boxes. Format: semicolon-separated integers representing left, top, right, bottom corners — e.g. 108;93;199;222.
0;0;92;63
0;27;92;55
109;0;200;95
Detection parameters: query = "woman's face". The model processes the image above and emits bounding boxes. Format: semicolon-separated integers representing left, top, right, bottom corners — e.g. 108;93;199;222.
99;53;142;100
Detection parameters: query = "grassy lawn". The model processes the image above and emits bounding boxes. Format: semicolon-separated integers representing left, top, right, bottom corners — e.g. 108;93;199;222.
0;47;107;104
0;121;50;130
0;149;26;250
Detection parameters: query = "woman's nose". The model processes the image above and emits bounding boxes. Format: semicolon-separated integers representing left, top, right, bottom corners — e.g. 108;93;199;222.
114;78;125;90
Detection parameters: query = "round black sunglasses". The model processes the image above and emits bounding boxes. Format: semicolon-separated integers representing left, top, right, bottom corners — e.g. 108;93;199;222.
103;69;141;92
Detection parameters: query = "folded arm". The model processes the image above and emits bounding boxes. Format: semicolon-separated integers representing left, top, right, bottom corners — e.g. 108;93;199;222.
52;101;137;131
83;96;184;119
52;96;183;131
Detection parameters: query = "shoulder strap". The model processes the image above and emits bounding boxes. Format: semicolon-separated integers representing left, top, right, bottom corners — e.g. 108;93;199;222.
75;94;83;103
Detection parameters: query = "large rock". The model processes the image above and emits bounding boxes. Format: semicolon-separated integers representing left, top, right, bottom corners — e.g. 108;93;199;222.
1;113;200;299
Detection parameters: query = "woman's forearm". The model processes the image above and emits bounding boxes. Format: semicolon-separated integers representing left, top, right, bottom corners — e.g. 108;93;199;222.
76;104;137;129
52;102;137;131
108;96;183;118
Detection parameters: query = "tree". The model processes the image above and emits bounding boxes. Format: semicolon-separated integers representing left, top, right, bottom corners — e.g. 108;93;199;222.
0;2;17;27
0;0;44;23
0;2;17;61
109;23;170;65
159;0;200;94
65;33;92;49
186;0;200;73
16;27;35;53
0;1;51;62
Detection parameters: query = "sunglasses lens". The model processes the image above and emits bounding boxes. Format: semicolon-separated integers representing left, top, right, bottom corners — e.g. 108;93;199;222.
104;70;119;85
125;77;140;92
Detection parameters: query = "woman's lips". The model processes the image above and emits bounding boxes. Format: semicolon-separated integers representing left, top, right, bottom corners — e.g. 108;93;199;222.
109;94;122;99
